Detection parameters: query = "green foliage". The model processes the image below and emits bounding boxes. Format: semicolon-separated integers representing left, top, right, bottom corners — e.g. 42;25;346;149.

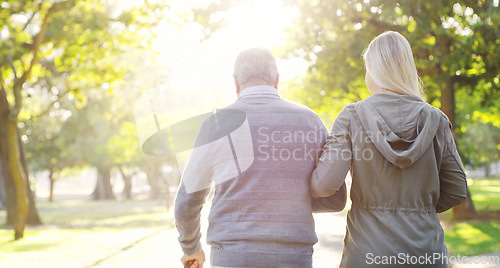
457;122;500;169
189;0;500;165
0;0;171;177
455;89;500;168
281;0;499;99
191;0;233;39
280;0;500;165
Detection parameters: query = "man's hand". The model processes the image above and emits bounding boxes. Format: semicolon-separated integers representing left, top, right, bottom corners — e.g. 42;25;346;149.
181;250;205;268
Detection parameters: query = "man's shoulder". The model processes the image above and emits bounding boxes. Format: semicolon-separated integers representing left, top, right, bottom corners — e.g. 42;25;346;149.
222;101;241;110
280;99;327;130
230;96;321;118
280;98;320;116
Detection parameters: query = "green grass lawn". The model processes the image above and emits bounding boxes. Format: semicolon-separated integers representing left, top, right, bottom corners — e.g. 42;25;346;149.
468;178;500;213
445;221;500;256
0;228;163;266
0;199;173;267
444;178;500;256
28;199;172;227
0;179;499;266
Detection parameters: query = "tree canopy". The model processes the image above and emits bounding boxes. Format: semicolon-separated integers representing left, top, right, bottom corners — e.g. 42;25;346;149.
188;0;500;219
2;0;499;240
275;0;500;167
0;0;168;239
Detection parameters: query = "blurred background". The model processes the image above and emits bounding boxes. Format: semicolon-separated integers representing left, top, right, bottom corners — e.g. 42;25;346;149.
0;0;499;267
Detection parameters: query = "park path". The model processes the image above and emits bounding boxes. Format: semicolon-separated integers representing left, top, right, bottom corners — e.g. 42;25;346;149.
92;209;500;268
92;177;500;268
93;177;350;268
93;212;347;268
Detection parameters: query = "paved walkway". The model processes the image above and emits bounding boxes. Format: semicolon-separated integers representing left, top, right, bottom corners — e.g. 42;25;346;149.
91;179;500;268
90;187;499;268
94;212;347;268
92;210;500;268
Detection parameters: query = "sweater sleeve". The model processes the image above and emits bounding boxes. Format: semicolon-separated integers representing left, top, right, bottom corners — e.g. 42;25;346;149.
174;121;214;255
436;124;467;213
310;107;352;198
174;182;210;255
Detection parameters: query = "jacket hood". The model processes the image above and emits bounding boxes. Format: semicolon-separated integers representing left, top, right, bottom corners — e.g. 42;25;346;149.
355;94;441;169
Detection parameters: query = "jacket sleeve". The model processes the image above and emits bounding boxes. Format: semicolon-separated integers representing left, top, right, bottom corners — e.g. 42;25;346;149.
436;124;468;213
311;182;347;212
310;107;352;199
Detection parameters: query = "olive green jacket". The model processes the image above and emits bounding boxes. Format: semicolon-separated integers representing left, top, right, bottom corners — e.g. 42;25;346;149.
311;94;467;267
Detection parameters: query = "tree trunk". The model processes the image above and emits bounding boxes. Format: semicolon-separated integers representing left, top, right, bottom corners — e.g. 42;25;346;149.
18;131;42;225
0;163;6;210
440;76;479;219
92;168;115;200
147;172;160;200
145;165;171;208
484;164;491;178
119;168;132;200
0;89;15;227
452;189;478;219
25;177;42;225
0;130;16;226
0;1;64;237
440;78;456;131
48;170;55;202
3;169;16;226
6;120;29;239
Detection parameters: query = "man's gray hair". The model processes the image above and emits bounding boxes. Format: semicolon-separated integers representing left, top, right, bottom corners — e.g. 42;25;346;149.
234;48;278;85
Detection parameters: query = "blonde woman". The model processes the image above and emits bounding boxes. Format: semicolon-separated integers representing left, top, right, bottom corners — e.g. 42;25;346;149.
311;31;467;267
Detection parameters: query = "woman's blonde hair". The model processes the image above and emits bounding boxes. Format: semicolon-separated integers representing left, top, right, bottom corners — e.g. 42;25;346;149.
362;31;423;98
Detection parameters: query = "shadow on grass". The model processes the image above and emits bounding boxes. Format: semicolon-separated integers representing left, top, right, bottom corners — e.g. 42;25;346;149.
0;231;58;252
0;239;14;246
441;179;500;256
445;221;500;256
8;241;58;252
0;199;173;231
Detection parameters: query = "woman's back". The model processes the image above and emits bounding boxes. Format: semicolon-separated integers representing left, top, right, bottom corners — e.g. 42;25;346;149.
310;31;467;267
337;94;466;267
349;94;449;210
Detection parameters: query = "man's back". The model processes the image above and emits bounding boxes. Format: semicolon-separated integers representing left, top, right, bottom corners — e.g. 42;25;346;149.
175;48;346;268
175;86;328;267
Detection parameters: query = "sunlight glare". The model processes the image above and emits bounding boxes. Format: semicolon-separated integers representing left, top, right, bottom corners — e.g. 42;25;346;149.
152;0;303;108
145;0;307;155
225;0;288;48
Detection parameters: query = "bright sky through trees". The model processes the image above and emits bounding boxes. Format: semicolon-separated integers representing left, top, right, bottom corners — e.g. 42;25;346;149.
131;0;309;172
150;0;307;108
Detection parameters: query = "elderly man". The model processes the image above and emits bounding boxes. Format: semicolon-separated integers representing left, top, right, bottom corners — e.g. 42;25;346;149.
174;48;346;268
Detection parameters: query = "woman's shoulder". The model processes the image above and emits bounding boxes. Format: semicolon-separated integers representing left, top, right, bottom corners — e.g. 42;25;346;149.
420;103;452;123
346;96;452;129
416;102;453;134
339;102;359;113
